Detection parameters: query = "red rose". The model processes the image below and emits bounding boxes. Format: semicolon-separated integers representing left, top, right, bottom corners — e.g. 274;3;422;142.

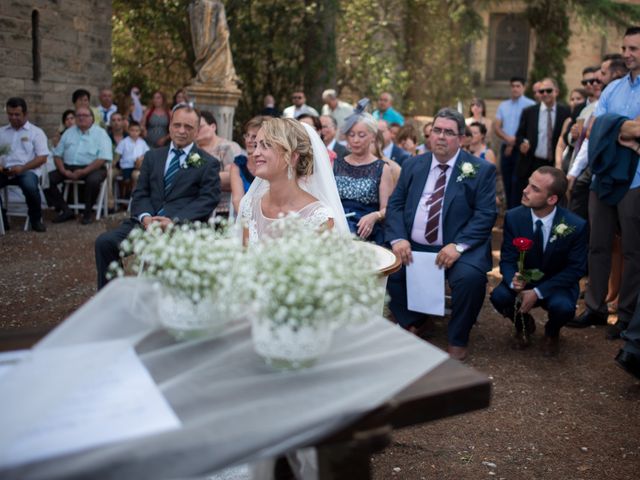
512;237;533;252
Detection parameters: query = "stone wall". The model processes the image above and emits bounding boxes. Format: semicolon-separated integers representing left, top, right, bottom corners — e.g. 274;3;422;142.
0;0;112;138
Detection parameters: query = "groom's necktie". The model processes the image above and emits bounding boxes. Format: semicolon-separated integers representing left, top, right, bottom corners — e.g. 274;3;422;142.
164;148;184;193
533;219;544;265
424;164;449;244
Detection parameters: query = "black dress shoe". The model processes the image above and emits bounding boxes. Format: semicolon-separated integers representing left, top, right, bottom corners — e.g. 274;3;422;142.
566;310;607;328
31;220;46;232
80;214;93;225
606;321;628;340
541;335;560;357
615;349;640;380
52;210;75;223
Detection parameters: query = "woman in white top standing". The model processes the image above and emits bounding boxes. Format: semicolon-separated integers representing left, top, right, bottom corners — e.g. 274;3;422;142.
239;118;348;246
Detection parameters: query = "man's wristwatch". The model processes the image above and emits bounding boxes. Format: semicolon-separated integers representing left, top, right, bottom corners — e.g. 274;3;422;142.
454;243;466;254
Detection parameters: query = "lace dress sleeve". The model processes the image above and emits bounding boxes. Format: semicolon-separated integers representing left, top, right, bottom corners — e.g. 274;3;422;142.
300;203;333;230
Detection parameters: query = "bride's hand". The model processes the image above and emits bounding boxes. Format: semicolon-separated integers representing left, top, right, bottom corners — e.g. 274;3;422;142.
357;212;378;239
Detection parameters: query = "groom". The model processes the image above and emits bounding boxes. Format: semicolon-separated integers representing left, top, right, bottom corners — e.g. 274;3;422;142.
95;104;221;289
385;108;497;360
490;167;587;356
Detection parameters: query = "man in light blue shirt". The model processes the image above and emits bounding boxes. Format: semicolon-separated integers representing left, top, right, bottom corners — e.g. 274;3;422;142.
494;76;536;209
45;105;112;224
572;27;640;342
373;92;405;126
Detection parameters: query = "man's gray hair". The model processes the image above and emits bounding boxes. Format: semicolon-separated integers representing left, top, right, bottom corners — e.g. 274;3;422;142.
322;89;337;100
320;115;338;128
433;107;465;135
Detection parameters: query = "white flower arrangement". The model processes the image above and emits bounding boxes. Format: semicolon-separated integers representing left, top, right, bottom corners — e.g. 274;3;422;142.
244;214;380;330
111;220;246;310
183;152;204;169
549;219;575;243
456;161;477;182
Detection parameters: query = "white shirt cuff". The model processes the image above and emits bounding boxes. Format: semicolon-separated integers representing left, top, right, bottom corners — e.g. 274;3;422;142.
534;288;543;299
138;213;151;223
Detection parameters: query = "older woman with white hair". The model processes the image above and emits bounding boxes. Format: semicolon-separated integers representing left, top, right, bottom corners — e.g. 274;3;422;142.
333;99;394;245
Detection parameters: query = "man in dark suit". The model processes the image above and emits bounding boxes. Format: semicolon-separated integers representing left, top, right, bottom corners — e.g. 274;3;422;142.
320;115;348;160
378;119;411;165
95;104;221;289
385;108;497;360
515;77;571;196
491;166;588;356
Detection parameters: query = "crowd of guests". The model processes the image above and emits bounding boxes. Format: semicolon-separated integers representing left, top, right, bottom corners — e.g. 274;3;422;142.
3;27;640;378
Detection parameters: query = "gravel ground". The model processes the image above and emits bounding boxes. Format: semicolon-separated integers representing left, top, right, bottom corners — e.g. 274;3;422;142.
1;212;639;479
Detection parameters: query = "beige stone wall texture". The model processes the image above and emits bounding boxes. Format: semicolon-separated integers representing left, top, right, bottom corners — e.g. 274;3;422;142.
0;0;112;138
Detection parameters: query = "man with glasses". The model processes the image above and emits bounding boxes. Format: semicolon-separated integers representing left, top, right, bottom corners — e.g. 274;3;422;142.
515;78;571;198
385;108;497;361
45;105;113;224
494;76;536;209
282;89;319;119
95;104;220;289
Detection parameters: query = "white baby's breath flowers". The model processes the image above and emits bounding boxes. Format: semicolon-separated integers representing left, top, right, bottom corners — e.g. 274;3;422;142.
244;214;380;329
113;220;247;317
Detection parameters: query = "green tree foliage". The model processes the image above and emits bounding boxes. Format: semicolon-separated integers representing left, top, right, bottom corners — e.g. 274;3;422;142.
112;0;194;104
225;0;337;126
524;0;640;100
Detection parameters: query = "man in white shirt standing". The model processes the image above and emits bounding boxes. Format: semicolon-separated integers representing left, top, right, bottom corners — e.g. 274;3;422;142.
0;97;49;232
282;89;319;119
320;89;353;133
97;87;118;128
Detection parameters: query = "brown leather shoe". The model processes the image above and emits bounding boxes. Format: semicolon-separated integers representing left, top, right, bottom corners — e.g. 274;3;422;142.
541;336;559;357
447;345;468;361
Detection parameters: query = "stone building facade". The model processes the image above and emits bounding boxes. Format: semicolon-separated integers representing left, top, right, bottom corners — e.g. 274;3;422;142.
469;1;640;119
0;0;112;138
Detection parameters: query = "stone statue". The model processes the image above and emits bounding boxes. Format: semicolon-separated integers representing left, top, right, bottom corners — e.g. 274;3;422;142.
188;0;239;90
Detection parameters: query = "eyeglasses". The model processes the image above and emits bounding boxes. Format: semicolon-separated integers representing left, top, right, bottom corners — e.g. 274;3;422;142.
538;88;554;95
75;114;92;118
581;78;602;86
432;127;459;138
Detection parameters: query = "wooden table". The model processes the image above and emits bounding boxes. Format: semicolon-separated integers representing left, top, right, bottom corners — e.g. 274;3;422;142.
306;359;491;480
1;329;489;480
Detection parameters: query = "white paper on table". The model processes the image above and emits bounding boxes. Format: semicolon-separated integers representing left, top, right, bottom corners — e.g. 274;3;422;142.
0;340;181;469
406;251;445;316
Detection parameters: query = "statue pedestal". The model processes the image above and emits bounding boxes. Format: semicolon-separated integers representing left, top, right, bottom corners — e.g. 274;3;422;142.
187;84;241;141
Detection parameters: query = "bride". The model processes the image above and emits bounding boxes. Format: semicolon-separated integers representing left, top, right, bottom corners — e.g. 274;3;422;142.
238;118;349;244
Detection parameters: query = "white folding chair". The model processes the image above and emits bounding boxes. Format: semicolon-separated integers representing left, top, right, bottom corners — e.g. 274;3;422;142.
0;181;48;232
62;164;110;220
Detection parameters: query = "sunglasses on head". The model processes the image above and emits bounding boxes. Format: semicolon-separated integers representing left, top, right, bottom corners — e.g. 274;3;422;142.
581;78;602;86
538;88;554;94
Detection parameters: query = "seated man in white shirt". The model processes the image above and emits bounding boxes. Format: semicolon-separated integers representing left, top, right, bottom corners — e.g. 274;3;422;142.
0;97;49;232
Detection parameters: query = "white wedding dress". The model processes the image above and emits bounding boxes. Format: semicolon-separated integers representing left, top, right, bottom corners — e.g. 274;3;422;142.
237;123;349;244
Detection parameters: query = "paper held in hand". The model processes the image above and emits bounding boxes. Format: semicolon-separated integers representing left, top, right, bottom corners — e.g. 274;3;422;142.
406;251;446;316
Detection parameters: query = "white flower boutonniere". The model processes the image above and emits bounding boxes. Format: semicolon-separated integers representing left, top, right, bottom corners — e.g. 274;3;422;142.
549;218;575;243
183;152;205;169
456;161;477;182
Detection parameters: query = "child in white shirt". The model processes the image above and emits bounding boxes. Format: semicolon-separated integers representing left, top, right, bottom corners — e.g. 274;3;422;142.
115;121;149;200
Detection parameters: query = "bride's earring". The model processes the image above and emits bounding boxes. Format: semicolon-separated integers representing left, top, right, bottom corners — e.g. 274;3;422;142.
287;165;294;180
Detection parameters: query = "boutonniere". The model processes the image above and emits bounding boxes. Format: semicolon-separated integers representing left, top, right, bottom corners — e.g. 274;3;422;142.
456;161;477;182
549;218;575;243
183;152;204;169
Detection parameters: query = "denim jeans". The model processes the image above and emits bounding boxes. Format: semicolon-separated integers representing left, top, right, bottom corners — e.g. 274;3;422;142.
0;170;42;222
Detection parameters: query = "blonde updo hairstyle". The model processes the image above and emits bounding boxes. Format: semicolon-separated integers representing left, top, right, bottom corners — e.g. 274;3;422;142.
260;117;314;178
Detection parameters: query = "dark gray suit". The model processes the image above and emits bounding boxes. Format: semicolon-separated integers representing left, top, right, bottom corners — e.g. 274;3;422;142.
95;145;221;289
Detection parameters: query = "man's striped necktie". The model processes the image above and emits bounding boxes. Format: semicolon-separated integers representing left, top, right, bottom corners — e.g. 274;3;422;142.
424;164;449;243
164;148;184;193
